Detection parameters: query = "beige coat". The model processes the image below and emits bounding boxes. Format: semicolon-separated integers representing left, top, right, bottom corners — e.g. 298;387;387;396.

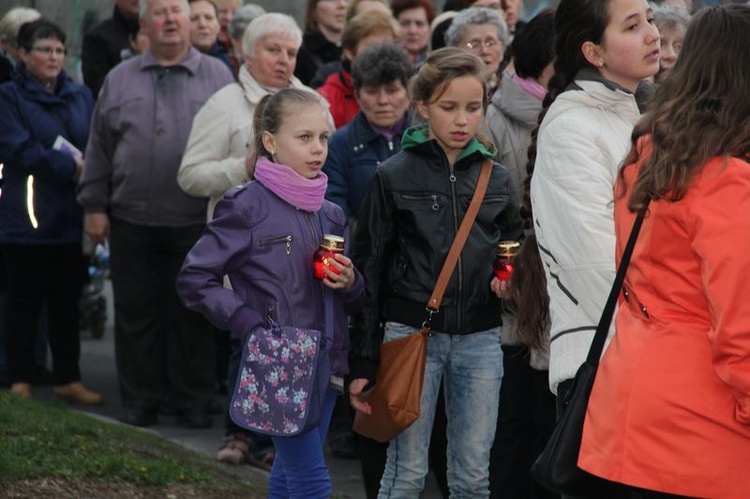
178;65;321;220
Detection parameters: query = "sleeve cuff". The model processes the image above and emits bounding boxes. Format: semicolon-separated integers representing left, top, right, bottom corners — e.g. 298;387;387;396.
226;306;264;339
345;357;378;391
341;269;365;302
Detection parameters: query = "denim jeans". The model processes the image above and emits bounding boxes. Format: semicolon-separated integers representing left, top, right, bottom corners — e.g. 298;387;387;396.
378;322;503;499
269;388;338;498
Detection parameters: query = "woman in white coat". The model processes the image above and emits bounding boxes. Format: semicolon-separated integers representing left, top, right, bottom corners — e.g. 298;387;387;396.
178;12;327;219
523;0;659;402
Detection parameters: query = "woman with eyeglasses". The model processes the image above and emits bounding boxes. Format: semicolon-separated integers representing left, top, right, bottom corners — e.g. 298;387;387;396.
0;19;101;404
445;7;509;96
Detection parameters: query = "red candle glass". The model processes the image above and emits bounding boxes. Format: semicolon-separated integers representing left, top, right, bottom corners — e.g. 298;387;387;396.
493;241;521;281
314;234;345;280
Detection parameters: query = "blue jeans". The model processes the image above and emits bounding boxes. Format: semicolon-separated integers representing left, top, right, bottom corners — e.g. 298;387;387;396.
269;388;338;498
378;323;503;499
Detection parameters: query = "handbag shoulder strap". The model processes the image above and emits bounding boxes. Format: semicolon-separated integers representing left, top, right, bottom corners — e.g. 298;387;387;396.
426;158;493;315
586;204;648;366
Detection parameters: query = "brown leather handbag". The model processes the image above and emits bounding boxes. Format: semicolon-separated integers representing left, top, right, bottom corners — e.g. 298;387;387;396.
352;159;494;442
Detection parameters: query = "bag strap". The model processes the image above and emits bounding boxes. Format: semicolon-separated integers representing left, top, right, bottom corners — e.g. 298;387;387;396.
423;158;493;329
586;203;648;366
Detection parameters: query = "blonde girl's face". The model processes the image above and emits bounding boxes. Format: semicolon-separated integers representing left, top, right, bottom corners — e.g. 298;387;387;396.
417;75;485;165
587;0;660;92
262;104;331;179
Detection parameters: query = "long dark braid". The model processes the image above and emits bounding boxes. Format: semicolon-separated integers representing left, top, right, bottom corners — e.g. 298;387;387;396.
514;0;611;349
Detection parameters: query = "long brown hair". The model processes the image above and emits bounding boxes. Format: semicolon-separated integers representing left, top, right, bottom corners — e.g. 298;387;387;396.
620;5;750;212
509;233;549;349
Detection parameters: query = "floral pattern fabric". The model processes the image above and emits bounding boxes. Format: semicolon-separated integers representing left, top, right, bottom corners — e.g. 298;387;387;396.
230;324;330;436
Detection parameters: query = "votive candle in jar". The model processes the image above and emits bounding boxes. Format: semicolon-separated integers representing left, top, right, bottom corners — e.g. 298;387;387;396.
314;234;345;280
493;241;521;281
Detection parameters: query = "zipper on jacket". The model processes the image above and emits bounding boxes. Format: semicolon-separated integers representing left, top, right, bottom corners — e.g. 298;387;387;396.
444;156;462;331
305;212;327;334
401;194;440;211
266;304;278;326
259;235;292;255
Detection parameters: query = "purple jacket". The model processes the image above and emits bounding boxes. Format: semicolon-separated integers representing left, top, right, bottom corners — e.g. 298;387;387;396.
176;181;364;376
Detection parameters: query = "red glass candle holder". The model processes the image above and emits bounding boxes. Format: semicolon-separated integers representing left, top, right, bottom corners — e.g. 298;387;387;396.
314;234;345;280
493;241;521;281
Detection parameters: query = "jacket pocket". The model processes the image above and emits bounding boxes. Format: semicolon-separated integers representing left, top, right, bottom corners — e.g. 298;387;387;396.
259;234;293;255
476;194;509;227
397;193;445;212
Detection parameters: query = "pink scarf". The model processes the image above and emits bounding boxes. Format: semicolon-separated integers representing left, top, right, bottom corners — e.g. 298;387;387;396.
254;156;328;212
512;74;547;101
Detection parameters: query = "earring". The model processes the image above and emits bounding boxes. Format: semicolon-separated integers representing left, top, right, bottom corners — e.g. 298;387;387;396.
599;60;605;68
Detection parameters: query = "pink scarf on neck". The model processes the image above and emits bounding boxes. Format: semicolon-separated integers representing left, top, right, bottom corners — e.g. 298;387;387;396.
254;156;328;212
512;74;547;101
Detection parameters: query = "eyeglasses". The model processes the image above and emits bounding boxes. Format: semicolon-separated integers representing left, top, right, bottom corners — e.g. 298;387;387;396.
30;46;67;56
464;38;501;51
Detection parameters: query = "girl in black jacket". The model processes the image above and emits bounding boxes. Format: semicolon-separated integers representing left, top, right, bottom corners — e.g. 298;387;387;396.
349;48;522;498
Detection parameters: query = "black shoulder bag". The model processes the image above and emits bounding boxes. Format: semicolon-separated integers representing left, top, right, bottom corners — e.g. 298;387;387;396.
530;205;647;497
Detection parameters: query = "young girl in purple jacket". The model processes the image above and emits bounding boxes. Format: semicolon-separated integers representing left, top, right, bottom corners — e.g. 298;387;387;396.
177;88;364;498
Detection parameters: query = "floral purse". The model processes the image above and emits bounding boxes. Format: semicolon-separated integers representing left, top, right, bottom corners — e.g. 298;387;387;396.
229;214;334;437
229;318;331;437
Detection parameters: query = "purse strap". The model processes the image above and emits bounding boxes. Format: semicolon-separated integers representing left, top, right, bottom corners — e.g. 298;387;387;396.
423;158;494;330
586;204;648;366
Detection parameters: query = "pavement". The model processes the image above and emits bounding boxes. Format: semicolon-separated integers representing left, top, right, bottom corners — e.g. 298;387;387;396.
23;280;442;498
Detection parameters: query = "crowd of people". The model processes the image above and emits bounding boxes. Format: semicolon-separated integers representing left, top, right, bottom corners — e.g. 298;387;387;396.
1;0;749;498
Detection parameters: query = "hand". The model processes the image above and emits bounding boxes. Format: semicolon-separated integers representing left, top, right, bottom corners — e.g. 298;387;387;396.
490;276;512;299
348;378;372;415
84;212;110;246
322;253;356;291
72;154;84;182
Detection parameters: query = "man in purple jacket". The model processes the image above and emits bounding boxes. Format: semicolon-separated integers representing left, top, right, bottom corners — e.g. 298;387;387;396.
77;0;234;428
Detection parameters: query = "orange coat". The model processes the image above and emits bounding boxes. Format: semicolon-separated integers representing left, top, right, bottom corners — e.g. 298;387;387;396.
579;154;750;498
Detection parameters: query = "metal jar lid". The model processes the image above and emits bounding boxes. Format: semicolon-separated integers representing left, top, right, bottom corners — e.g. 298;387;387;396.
496;240;521;257
320;234;345;252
